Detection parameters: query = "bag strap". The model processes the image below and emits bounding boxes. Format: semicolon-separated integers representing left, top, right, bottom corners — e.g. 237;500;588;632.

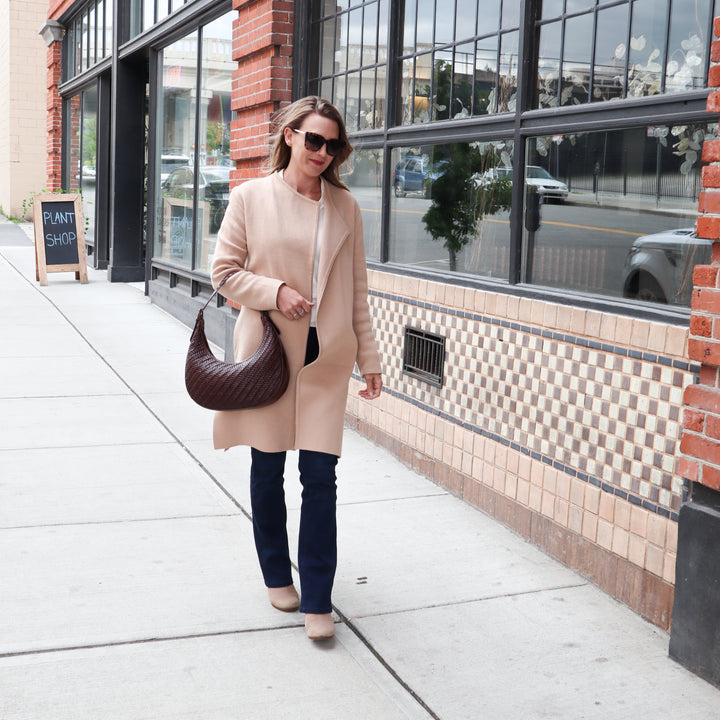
201;271;238;313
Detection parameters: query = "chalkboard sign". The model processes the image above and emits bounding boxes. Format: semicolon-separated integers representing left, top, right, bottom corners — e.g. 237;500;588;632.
33;193;88;285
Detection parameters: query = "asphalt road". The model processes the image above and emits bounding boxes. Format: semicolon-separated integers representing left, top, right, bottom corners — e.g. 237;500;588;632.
353;187;697;298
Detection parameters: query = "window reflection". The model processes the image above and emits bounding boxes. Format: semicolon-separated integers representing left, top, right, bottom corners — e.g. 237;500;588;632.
143;0;154;33
536;0;715;107
628;0;668;97
155;33;198;268
311;1;386;131
497;31;518;112
500;2;520;30
522;123;717;306
476;0;500;36
561;14;592;105
416;0;434;46
344;149;383;259
196;14;233;272
666;0;713;92
65;88;97;254
389;141;513;278
455;0;477;41
475;37;498;114
66;94;82;194
403;0;417;54
63;0;113;81
153;14;233;273
537;21;560;109
592;4;627;102
81;88;98;250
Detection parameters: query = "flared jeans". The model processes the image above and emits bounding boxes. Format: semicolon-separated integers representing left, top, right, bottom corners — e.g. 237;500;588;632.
249;324;338;614
250;447;338;614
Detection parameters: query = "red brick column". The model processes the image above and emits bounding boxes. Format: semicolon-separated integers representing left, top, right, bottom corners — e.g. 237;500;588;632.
46;40;63;191
679;17;720;489
230;0;294;185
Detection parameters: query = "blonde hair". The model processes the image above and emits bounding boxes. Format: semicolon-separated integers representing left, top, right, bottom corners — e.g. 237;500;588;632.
267;96;353;190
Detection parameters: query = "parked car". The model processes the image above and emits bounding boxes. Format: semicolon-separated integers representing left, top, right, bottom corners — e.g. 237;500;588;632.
162;165;230;233
393;157;447;197
160;154;191;182
478;165;568;201
621;227;711;305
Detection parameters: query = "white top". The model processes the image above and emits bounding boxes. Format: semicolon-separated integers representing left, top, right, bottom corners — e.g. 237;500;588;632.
311;182;324;327
280;170;323;327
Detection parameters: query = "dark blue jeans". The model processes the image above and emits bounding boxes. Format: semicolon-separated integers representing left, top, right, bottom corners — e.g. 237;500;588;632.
250;447;338;614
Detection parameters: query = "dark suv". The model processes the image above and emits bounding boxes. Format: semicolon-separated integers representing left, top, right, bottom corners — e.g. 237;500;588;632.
393;157;446;197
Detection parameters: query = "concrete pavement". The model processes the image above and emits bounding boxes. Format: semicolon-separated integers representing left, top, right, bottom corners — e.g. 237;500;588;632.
1;215;719;719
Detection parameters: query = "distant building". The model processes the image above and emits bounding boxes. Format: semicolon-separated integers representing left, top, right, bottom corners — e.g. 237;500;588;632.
0;0;48;219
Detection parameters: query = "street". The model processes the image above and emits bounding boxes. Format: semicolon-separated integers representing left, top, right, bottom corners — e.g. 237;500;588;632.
354;186;697;298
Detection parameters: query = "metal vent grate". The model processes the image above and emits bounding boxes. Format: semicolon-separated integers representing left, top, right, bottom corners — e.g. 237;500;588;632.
403;327;445;387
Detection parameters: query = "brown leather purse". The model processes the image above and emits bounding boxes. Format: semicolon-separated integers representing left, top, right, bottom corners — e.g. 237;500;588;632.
185;272;290;411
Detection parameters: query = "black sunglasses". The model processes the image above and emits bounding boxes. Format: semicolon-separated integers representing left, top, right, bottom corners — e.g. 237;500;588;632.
293;129;346;157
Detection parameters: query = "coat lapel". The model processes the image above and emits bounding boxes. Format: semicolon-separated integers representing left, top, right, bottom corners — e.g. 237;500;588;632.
316;183;351;305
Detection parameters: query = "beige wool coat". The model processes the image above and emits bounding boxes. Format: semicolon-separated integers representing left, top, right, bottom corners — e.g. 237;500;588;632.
210;172;382;457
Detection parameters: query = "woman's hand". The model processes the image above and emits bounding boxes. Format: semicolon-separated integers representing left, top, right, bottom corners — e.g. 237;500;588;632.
359;373;382;400
277;284;314;320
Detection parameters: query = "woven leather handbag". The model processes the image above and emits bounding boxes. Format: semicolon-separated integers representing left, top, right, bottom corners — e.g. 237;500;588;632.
185;272;290;411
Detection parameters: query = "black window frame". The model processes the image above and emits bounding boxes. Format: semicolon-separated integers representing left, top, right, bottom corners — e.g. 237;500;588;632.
297;0;719;325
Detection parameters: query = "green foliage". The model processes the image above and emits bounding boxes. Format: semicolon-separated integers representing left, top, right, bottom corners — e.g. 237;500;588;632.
19;189;90;232
20;189;65;222
82;116;97;165
422;143;512;270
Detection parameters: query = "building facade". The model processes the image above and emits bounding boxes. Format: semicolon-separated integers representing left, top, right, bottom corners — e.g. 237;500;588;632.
0;0;48;219
43;0;720;673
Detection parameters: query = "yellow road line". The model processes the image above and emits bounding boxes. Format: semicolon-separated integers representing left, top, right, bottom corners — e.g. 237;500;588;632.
363;207;640;236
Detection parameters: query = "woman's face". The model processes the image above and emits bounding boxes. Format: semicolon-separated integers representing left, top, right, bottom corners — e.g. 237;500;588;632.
283;113;340;181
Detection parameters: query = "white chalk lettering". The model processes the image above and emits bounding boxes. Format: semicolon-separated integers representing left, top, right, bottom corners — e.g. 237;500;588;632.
46;231;76;247
43;210;75;225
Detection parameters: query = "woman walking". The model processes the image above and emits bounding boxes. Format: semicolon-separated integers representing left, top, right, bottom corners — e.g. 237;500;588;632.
210;96;383;640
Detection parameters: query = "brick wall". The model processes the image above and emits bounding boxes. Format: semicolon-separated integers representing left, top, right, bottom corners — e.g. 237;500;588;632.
680;17;720;491
46;0;74;191
230;0;293;183
46;40;63;191
223;0;293;309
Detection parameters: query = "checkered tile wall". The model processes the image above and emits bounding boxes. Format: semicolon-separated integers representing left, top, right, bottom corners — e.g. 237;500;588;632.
348;272;694;597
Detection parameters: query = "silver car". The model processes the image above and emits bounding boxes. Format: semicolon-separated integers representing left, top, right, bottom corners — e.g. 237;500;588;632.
478;165;568;201
621;227;710;305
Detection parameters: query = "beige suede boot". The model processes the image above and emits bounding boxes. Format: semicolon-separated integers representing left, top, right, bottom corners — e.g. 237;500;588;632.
268;585;300;612
305;613;335;640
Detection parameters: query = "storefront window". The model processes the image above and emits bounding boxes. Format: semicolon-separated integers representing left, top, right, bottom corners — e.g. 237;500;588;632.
666;0;715;92
344;148;383;259
536;0;719;107
389;140;513;278
154;11;234;272
64;87;98;251
67;94;82;193
309;0;388;131
155;32;197;268
196;14;233;272
306;2;720;311
395;0;517;123
128;0;189;38
144;0;155;32
81;88;98;249
522;122;716;306
63;0;112;82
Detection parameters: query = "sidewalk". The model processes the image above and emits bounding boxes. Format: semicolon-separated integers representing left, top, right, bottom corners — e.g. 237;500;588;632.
1;216;719;719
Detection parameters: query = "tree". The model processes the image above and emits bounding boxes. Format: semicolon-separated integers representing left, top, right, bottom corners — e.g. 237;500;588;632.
422;143;512;271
